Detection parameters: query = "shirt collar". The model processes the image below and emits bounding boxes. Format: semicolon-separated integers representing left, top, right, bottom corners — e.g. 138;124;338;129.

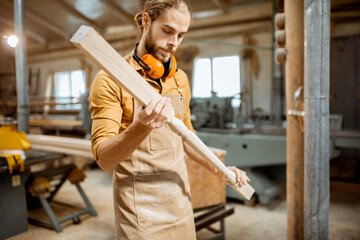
127;50;143;71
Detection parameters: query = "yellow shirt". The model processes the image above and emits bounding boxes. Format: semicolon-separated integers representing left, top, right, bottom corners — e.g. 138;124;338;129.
89;52;195;160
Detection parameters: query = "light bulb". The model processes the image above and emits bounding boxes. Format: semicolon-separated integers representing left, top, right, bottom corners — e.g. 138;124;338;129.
7;35;18;48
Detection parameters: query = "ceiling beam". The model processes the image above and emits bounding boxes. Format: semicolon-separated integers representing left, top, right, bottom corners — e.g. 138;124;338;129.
331;10;360;19
27;19;272;61
51;0;102;29
187;20;271;40
27;37;136;63
104;25;138;40
100;0;136;26
211;0;230;14
0;15;47;45
0;0;70;40
191;1;272;30
331;0;360;8
25;6;70;40
331;21;360;37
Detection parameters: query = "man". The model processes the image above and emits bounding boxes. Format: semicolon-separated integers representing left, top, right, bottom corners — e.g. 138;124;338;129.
89;0;250;239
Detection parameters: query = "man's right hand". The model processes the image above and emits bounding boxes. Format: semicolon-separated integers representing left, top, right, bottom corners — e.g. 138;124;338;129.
138;97;173;129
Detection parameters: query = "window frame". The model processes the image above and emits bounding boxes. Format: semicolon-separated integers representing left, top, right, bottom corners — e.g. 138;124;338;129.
53;69;86;110
192;55;241;98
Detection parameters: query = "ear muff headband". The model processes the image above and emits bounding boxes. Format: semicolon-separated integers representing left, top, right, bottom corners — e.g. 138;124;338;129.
132;44;151;71
133;43;177;79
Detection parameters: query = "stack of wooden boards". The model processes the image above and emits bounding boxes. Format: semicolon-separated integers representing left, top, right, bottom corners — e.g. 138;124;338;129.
27;135;92;158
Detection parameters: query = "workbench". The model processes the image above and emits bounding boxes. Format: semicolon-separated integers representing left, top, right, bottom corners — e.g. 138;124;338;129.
24;150;97;232
194;203;234;240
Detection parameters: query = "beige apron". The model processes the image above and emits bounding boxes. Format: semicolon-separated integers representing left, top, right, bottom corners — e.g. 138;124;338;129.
112;93;196;240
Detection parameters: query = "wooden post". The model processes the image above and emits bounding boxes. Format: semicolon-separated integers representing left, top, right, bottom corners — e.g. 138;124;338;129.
70;26;255;200
285;0;304;239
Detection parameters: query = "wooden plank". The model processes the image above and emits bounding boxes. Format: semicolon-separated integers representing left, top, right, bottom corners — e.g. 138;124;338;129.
71;26;159;106
330;181;360;194
29;119;82;128
6;100;80;107
195;207;234;231
70;26;255;200
194;203;225;222
27;134;90;151
30;144;93;158
27;134;92;158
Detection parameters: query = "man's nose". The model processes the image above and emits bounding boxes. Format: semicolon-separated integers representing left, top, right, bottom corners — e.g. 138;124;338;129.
168;34;178;48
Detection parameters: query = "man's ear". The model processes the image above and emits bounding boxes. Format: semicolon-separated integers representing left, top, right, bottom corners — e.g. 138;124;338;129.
142;12;151;29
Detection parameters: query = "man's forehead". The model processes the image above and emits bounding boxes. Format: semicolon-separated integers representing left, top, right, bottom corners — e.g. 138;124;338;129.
155;8;190;32
162;23;189;34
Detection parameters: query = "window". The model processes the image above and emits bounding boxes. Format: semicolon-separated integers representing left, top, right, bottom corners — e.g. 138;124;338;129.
192;55;240;98
54;70;86;110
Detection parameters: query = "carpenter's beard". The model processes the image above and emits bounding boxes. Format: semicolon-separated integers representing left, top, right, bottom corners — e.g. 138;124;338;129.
145;27;174;62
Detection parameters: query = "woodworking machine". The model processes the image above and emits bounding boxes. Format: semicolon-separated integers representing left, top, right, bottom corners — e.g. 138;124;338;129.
190;96;360;204
0;123;31;173
0;122;98;235
0;122;31;239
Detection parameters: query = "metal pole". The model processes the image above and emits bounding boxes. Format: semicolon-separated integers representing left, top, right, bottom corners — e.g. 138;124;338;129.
285;0;304;239
210;57;214;96
269;0;278;124
304;0;330;239
14;0;29;133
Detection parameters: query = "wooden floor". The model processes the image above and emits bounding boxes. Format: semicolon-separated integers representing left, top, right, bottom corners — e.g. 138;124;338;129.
8;168;360;240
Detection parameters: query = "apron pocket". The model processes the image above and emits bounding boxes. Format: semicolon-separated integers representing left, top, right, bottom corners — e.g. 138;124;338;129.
133;171;190;229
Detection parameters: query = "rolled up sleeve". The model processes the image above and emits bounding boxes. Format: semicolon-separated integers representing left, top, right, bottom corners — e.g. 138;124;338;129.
89;70;123;160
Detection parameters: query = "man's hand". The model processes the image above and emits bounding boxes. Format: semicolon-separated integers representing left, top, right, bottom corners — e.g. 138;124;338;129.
138;97;173;129
214;166;250;186
228;166;250;185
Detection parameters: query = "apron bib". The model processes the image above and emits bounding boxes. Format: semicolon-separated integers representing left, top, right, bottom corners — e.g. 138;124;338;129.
112;94;196;240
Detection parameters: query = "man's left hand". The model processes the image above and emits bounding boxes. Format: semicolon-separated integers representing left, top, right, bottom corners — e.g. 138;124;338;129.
214;166;250;186
228;166;250;185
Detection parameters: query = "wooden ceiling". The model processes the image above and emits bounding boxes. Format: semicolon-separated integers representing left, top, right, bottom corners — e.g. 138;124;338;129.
0;0;359;55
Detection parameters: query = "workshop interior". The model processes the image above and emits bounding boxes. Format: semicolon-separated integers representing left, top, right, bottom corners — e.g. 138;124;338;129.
0;0;359;239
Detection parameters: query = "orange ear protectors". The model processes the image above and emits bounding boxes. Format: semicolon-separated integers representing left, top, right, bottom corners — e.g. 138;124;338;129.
133;43;177;79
